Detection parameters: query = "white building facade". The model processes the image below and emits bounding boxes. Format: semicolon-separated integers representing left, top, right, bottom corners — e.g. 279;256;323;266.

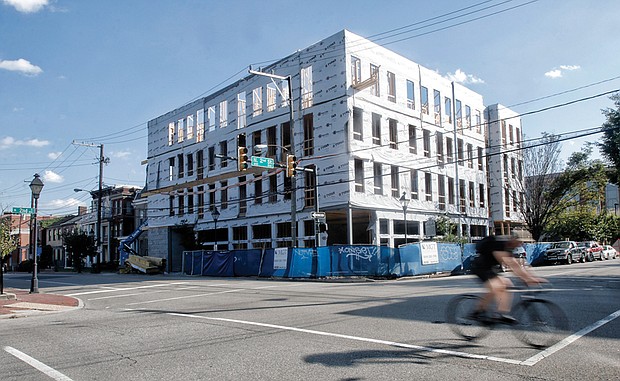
486;104;526;235
144;30;522;270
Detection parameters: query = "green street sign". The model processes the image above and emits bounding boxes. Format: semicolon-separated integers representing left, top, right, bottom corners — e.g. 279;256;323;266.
250;156;275;169
12;207;35;215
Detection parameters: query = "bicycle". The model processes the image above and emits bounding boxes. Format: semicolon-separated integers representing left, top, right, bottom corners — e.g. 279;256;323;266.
445;283;569;348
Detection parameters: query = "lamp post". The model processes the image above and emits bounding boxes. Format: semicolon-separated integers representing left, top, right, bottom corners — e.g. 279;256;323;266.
399;192;410;244
211;207;220;250
29;173;44;294
249;69;297;247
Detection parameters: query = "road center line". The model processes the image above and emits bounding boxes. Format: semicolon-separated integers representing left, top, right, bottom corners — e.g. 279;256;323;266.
521;308;620;366
4;346;74;381
167;313;523;365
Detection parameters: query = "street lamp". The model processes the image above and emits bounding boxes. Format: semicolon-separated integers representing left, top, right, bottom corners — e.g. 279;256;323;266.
399;192;410;244
29;173;44;294
211;207;220;250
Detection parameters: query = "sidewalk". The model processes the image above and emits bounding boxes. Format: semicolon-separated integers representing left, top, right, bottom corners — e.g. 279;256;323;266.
0;288;82;319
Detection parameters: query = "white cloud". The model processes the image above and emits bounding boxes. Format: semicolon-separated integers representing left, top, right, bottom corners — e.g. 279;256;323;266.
43;170;63;183
2;0;49;13
545;65;580;79
0;58;43;76
560;65;581;71
47;198;85;209
47;151;62;160
545;69;563;78
446;69;485;84
0;136;51;149
111;150;131;159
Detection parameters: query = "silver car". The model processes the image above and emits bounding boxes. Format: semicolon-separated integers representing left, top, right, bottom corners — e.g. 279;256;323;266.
602;245;617;260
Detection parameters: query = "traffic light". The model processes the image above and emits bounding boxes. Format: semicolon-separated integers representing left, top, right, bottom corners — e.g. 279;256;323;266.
237;146;248;171
286;154;297;177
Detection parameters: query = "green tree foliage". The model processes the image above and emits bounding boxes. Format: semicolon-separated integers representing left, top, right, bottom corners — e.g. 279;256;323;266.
545;148;618;242
548;209;620;243
598;93;620;185
433;215;467;244
517;134;580;241
63;231;96;273
0;218;18;294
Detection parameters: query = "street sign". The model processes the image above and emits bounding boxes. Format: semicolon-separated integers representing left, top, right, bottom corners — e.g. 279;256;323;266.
12;207;35;215
311;212;326;219
250;156;275;169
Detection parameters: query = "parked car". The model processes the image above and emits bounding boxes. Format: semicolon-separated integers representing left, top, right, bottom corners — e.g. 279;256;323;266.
577;241;604;261
543;241;583;264
602;245;617;260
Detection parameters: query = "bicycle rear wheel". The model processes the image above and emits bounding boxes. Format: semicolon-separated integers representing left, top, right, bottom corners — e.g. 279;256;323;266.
446;294;490;341
512;299;569;348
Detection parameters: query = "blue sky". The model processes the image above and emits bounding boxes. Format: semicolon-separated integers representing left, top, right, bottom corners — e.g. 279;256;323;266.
1;0;619;216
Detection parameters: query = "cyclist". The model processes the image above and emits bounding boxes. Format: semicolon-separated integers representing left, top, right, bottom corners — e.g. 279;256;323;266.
470;231;545;323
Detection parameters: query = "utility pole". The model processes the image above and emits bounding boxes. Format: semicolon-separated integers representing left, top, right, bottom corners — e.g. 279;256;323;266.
73;141;108;266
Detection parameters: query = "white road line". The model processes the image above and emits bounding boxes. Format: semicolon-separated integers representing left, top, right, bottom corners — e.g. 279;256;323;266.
88;286;201;301
167;313;523;365
126;289;244;305
4;346;74;381
124;283;303;306
66;282;188;296
521;308;620;366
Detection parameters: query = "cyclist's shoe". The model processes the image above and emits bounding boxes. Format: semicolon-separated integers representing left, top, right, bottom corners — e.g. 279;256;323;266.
496;313;518;325
467;309;485;320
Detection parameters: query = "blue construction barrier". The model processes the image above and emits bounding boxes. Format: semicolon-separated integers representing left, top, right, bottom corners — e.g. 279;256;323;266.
182;242;551;278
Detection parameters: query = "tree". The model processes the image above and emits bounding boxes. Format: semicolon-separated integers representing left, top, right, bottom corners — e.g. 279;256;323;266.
63;231;96;274
433;215;467;244
598;93;620;185
515;134;589;241
0;217;18;294
536;147;613;241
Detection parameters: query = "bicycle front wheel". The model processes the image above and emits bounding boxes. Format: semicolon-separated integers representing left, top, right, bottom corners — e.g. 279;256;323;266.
446;294;490;341
512;299;569;348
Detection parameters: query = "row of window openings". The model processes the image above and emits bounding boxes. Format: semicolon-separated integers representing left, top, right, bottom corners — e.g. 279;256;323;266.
352;111;486;169
504;189;524;217
353;162;487;210
378;220;488;237
504;155;524;181
203;220;315;242
168;172;316;218
167;116;314;181
501;120;521;147
350;56;483;132
168;67;313;146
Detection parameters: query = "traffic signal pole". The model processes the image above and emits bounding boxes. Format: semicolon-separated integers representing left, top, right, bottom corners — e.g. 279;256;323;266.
249;68;297;247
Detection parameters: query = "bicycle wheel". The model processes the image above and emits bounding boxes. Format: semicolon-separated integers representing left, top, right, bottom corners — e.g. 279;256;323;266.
512;299;569;348
446;294;490;341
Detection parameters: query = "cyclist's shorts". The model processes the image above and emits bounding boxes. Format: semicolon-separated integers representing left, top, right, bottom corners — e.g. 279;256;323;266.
473;268;500;283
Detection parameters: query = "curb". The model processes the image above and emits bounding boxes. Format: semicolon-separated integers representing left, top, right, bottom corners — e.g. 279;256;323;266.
0;289;83;320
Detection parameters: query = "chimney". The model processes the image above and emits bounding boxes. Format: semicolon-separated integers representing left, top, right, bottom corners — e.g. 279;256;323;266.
78;206;88;215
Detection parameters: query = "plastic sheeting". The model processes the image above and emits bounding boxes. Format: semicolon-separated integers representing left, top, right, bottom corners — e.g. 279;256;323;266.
182;243;548;278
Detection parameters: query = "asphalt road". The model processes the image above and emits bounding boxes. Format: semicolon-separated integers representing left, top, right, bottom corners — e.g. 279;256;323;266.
1;259;619;380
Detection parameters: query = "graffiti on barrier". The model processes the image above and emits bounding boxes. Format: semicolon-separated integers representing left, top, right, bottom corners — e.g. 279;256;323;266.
296;248;315;260
439;246;461;262
338;246;377;261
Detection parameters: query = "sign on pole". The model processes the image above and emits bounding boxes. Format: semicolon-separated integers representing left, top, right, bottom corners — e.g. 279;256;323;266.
12;207;35;215
250;156;275;169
